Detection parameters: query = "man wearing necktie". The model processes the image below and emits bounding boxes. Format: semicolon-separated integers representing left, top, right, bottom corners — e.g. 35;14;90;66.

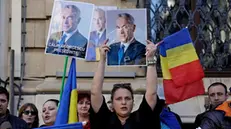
46;5;88;58
107;13;146;66
86;8;106;61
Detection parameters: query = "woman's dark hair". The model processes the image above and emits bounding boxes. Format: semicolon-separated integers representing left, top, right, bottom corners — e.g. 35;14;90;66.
78;92;90;102
18;103;39;128
111;83;134;101
43;99;59;106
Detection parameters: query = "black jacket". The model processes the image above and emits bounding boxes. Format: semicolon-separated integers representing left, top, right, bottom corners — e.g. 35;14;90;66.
194;111;209;128
194;104;216;128
200;110;231;129
0;110;29;129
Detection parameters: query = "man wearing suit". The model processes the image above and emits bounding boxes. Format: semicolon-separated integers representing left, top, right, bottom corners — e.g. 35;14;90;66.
86;8;106;61
46;5;87;58
107;13;146;65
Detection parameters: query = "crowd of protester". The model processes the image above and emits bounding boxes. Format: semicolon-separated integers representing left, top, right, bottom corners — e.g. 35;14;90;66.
0;76;230;129
0;40;230;129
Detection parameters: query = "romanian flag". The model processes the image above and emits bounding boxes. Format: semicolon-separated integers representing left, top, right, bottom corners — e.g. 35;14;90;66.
159;28;205;104
55;58;78;124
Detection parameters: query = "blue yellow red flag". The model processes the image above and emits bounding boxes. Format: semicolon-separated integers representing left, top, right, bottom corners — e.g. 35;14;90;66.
159;28;205;104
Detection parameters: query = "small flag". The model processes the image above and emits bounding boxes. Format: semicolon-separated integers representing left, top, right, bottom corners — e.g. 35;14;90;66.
159;28;205;104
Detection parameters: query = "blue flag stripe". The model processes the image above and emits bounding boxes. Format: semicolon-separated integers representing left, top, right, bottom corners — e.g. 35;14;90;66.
159;28;192;57
54;58;77;125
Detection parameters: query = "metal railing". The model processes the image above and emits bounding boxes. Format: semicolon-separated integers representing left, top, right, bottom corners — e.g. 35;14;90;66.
138;0;231;76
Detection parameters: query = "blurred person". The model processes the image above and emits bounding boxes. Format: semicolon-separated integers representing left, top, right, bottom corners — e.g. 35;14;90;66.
78;92;91;129
198;100;231;129
0;87;29;129
40;99;59;127
159;99;183;129
18;103;39;128
194;82;228;128
106;100;113;112
157;86;182;129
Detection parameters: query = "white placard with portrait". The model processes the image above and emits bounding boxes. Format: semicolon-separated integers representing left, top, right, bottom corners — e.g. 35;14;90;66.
45;0;94;59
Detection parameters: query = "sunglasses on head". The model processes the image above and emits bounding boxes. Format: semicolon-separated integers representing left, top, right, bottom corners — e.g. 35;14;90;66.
23;110;36;115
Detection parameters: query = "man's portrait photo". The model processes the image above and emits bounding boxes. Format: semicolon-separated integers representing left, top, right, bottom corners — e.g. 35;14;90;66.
106;9;147;66
85;6;117;61
45;1;94;59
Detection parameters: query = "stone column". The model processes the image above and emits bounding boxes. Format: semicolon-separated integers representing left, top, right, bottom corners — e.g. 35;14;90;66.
11;0;21;77
0;0;9;79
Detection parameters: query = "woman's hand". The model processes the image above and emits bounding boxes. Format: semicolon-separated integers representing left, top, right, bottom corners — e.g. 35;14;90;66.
99;39;110;61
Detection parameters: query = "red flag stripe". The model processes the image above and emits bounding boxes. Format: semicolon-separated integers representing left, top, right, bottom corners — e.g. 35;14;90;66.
163;79;205;104
169;60;205;87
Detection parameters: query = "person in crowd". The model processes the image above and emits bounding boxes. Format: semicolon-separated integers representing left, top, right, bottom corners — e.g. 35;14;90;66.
198;100;231;129
157;86;182;129
159;99;183;129
194;82;229;128
40;99;59;127
0;87;29;129
18;103;39;128
106;100;113;112
78;92;91;129
90;39;162;129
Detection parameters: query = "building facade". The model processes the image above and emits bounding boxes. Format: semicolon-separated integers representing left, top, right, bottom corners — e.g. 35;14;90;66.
0;0;230;126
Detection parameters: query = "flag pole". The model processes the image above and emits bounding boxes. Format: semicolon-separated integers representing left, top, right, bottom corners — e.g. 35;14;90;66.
59;56;69;103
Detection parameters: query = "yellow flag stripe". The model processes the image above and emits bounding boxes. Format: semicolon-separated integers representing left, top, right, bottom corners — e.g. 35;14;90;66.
166;43;198;69
160;55;172;79
68;89;78;123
